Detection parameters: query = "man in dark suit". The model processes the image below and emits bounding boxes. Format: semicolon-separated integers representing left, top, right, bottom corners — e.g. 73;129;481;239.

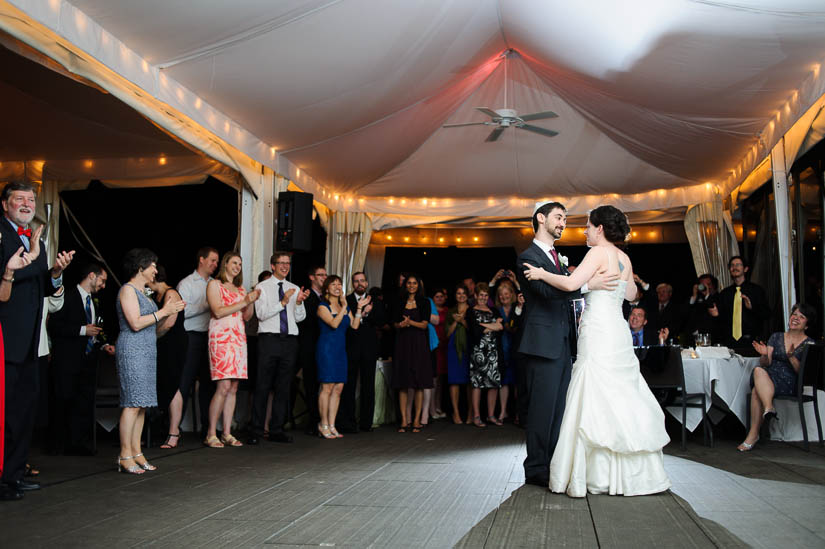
644;282;683;337
340;271;386;433
48;262;115;455
710;256;769;348
628;306;668;346
0;181;73;501
515;201;614;487
297;265;325;436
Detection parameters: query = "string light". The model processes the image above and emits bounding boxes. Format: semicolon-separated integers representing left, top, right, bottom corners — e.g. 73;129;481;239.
473;236;479;242
403;236;410;242
158;156;167;165
438;237;445;243
83;160;93;168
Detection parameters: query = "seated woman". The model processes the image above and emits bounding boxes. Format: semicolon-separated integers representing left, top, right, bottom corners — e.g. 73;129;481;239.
739;303;816;451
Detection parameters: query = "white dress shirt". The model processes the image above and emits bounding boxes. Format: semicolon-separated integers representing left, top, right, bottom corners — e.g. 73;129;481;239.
177;270;212;332
77;285;95;336
38;288;65;357
255;276;306;335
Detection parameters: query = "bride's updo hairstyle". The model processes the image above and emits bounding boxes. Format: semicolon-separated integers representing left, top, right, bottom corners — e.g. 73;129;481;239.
588;205;631;245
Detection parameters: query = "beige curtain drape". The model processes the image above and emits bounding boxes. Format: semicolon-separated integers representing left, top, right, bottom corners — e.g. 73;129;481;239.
683;199;739;289
325;211;372;294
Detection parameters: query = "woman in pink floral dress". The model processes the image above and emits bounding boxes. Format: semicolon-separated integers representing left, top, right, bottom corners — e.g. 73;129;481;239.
204;252;260;447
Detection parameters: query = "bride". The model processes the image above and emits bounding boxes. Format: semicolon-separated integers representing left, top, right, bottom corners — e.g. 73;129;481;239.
523;205;671;497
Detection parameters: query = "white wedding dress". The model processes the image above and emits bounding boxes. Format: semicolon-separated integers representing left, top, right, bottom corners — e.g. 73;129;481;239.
549;273;671;497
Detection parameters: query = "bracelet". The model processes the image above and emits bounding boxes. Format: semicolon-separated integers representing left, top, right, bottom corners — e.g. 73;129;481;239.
355;312;362;319
2;276;12;283
152;312;159;324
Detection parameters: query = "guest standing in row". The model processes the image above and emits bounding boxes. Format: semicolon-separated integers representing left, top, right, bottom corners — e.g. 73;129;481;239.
0;182;74;501
496;280;521;423
115;249;184;474
297;265;326;436
204;252;259;448
393;274;432;433
316;275;369;438
49;262;114;455
171;247;219;443
446;284;470;425
249;252;309;445
341;271;384;433
148;266;187;449
430;287;449;421
467;283;503;427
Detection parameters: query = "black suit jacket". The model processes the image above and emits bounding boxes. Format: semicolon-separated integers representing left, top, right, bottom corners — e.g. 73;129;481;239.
515;243;580;360
298;290;322;344
715;281;769;344
346;292;385;353
49;286;97;367
630;326;660;347
644;300;684;336
0;220;58;363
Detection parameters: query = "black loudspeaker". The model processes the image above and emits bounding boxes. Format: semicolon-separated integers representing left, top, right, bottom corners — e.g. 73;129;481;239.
276;191;313;251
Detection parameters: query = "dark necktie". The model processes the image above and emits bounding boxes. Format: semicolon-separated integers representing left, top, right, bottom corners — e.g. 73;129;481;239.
85;295;95;354
549;247;560;270
633;331;642;347
278;282;289;334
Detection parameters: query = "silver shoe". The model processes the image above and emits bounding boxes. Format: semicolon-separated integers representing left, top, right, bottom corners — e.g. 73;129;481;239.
117;455;145;475
133;452;157;471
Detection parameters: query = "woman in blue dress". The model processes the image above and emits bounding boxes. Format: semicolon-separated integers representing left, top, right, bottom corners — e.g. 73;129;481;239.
115;249;184;474
316;275;369;439
738;303;815;451
446;284;471;424
496;279;523;424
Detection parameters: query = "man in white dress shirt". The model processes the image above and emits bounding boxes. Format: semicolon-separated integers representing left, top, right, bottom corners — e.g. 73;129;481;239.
175;246;218;439
248;252;310;444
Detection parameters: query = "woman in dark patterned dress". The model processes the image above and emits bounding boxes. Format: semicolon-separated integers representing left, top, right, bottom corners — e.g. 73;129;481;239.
467;283;503;428
392;274;432;433
738;303;816;452
115;249;185;474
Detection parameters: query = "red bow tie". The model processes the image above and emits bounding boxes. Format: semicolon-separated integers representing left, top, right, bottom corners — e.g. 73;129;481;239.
17;226;32;238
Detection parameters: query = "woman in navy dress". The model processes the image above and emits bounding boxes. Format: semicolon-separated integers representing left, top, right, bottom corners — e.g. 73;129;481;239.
316;275;369;439
446;284;471;424
738;303;816;451
496;279;523;424
115;249;184;474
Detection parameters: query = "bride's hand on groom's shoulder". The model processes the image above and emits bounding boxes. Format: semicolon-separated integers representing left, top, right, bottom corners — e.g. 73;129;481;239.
588;269;619;291
522;262;547;282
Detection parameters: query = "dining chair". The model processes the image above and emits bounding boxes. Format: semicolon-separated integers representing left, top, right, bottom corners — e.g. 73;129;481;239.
636;345;712;450
774;341;824;451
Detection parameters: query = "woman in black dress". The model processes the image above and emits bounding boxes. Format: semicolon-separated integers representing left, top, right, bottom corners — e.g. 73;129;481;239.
148;266;187;449
738;303;816;451
392;274;432;433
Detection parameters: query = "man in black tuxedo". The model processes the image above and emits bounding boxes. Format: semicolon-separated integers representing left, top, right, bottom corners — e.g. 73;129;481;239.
48;262;115;455
516;201;614;487
297;265;325;436
340;271;386;433
0;181;74;501
644;283;683;337
628;306;668;347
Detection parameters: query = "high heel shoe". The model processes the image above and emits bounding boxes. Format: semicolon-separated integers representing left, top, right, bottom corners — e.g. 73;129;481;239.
330;426;343;438
133;453;157;471
318;424;336;439
737;437;759;452
117;455;145;475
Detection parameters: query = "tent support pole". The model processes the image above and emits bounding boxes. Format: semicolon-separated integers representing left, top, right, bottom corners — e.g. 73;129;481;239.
770;139;796;327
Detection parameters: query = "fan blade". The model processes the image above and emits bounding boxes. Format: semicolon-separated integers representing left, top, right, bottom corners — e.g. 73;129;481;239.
519;110;558;121
442;122;488;128
485;127;505;142
519;124;559;137
475;107;500;119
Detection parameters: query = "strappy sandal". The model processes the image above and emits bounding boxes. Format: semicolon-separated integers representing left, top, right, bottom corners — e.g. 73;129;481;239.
25;464;40;477
412;423;423;433
318;424;336;439
117;455;145;475
398;423;410;433
330;427;344;438
737;437;759;452
133;452;157;471
486;416;503;426
160;433;180;449
220;433;243;447
204;435;224;448
472;416;487;428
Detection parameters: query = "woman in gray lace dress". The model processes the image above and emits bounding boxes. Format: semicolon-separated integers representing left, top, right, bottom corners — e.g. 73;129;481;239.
115;249;184;474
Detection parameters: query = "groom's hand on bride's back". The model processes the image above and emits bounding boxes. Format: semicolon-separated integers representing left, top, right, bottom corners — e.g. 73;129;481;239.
588;269;619;291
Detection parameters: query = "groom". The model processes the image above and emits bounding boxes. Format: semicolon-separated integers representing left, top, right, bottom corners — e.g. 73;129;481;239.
516;201;614;486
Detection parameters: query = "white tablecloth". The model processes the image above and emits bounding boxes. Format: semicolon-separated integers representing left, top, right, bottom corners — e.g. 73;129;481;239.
668;352;825;442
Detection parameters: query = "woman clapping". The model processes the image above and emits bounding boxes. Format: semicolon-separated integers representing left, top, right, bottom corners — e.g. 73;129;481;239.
316;275;369;439
204;253;260;448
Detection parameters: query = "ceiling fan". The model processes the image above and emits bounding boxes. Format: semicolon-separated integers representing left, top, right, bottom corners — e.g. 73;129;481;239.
443;107;559;142
442;49;559;142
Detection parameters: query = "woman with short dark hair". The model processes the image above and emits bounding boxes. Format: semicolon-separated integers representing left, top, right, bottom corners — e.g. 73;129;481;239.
115;248;185;474
739;303;816;451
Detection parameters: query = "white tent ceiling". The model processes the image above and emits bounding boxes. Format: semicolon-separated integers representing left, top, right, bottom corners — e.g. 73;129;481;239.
3;0;825;218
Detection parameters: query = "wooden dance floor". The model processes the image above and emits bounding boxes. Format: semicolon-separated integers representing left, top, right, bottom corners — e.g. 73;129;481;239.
2;421;824;547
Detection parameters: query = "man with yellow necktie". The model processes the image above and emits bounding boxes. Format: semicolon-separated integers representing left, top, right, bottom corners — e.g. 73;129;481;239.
709;256;769;348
